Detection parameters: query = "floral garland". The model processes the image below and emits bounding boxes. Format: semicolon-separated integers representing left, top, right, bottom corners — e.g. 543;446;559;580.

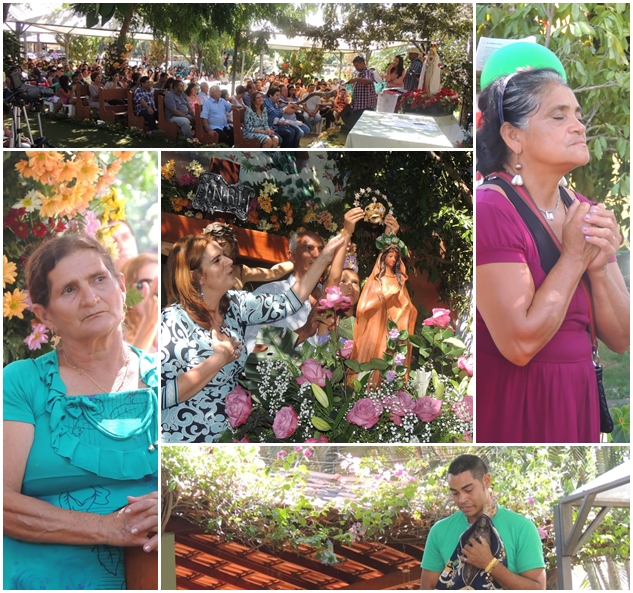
376;233;409;257
352;188;393;225
161;159;344;237
3;151;137;363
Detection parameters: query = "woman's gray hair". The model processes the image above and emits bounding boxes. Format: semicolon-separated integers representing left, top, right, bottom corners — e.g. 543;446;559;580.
477;68;569;175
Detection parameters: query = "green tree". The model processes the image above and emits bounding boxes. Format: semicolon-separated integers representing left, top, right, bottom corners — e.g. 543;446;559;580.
54;34;101;64
330;151;473;314
477;3;630;239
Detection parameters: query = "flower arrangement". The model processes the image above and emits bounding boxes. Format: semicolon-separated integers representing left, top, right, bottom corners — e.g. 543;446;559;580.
220;301;473;444
2;151;138;364
399;87;459;115
161;160;346;237
102;38;135;78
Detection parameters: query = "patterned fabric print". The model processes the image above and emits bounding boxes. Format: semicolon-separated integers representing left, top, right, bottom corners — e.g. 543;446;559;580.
351;67;377;111
436;515;507;590
161;290;302;443
133;87;155;115
243;107;272;144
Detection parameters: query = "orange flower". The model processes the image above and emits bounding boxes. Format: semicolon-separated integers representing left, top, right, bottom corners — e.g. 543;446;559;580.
3;288;28;319
248;210;260;224
26;151;64;184
39;194;66;218
108;160;123;176
112;151;136;162
270;215;278;223
56;159;80;183
75;157;101;185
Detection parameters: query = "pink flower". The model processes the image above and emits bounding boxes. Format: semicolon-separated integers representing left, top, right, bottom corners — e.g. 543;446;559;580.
82;209;101;237
390;414;403;426
276;449;288;460
527;497;535;505
273;406;299;439
452;395;473;422
537;526;548;540
233;434;250;443
347;398;383;429
385;370;397;382
388;328;400;340
23;323;49;350
225;385;252;428
338;339;354;359
305;434;329;443
394;352;406;366
296;358;333;387
458;355;473;375
384;391;416;417
414;397;443;422
422;308;452;328
317;285;351;312
304;449;313;458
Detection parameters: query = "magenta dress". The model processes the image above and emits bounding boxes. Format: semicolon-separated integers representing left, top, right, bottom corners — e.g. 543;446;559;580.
476;186;599;443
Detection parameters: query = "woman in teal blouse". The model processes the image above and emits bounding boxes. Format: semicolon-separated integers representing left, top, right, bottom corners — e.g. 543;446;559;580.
3;234;158;590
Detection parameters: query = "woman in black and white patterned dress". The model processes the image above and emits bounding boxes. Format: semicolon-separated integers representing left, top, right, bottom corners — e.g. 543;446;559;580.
160;233;344;442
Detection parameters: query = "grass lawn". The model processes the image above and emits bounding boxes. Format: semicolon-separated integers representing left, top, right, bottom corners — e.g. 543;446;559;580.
600;342;630;406
6;112;350;149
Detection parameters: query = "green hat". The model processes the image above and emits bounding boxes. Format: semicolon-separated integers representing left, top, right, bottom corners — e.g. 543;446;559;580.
480;42;566;90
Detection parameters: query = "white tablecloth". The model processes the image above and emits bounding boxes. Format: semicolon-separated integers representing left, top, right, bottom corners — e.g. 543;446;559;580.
344;110;455;149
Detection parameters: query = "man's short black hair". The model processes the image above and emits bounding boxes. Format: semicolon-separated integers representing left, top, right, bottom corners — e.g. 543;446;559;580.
352;56;365;64
447;455;489;481
139;76;150;84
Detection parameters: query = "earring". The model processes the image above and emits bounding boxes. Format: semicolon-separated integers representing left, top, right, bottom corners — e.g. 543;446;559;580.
559;176;568;187
511;155;524;186
200;287;205;300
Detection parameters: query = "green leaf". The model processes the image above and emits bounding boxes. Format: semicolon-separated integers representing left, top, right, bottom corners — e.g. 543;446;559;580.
344;359;361;373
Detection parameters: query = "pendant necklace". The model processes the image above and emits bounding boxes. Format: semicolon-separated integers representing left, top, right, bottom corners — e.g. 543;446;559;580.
537;192;560;221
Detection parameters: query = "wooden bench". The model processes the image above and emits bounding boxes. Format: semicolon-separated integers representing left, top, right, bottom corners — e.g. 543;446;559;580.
232;106;259;148
74;84;91;120
157;94;179;141
194;103;220;145
99;87;128;124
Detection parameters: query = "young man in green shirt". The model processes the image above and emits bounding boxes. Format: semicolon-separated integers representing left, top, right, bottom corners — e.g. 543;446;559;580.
420;454;546;590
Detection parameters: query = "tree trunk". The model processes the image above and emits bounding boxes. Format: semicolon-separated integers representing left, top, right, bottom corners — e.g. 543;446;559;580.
231;29;240;95
118;3;135;43
583;559;601;590
606;556;622;589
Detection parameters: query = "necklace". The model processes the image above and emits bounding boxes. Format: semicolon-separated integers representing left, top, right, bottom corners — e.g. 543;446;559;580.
61;347;130;394
537;192;560;221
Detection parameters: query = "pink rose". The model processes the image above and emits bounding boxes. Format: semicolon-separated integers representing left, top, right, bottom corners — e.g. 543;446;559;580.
339;339;354;359
384;391;415;417
458;355;473;375
305;434;329;443
422;308;452;328
347;398;383;429
414;396;443;422
225;385;252;428
452;395;473;422
390;414;403;426
317;285;351;312
233;434;250;443
296;358;333;387
273;406;299;439
537;526;548;540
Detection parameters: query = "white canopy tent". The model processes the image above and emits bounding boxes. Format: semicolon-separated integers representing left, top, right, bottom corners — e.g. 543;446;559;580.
553;463;630;590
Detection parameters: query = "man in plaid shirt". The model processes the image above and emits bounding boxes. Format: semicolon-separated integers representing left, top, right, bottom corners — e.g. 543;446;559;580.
404;48;425;91
345;55;376;129
133;76;157;131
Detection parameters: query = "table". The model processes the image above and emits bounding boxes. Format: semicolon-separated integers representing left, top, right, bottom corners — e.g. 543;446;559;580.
344;110;455;149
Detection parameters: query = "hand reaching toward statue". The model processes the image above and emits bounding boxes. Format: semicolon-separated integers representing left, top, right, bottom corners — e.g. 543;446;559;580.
385;213;400;235
343;207;365;236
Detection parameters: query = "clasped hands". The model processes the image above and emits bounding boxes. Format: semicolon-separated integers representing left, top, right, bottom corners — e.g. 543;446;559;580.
107;491;158;552
563;200;621;272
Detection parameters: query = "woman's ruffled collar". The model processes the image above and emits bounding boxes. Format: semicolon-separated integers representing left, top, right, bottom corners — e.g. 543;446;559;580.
36;348;158;481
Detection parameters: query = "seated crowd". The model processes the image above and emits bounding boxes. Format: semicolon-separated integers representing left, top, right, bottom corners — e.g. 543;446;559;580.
6;57;354;147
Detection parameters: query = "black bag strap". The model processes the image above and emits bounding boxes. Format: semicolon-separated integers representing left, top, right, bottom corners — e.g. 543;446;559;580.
484;176;573;274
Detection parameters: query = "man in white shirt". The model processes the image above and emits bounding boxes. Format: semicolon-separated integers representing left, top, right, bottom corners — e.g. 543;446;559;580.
198;82;210;105
244;231;324;353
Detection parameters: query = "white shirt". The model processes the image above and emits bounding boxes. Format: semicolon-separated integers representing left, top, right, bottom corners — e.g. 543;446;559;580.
243;275;317;353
